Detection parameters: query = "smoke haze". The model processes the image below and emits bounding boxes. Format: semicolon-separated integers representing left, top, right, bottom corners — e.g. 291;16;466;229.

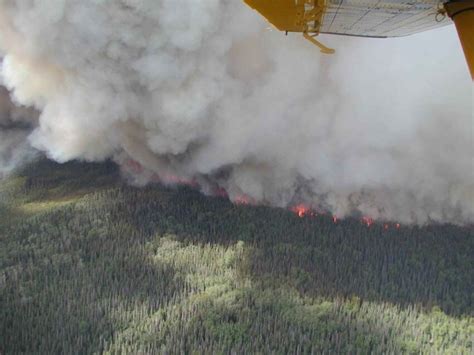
0;0;472;224
0;85;38;177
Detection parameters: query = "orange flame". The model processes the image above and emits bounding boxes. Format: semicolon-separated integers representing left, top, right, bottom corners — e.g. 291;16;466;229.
122;162;405;230
362;216;374;227
291;204;311;218
235;195;253;205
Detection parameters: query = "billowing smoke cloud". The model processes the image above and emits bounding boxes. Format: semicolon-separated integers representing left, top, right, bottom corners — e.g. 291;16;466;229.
0;1;472;224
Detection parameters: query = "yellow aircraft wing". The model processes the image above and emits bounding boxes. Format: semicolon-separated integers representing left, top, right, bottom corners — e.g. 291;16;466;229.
323;0;451;37
244;0;474;78
244;0;451;37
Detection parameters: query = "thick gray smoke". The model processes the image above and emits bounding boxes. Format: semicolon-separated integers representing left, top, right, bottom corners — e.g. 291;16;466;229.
0;0;472;224
0;85;38;177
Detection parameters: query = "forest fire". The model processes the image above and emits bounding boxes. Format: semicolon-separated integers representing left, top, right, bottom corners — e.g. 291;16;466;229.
124;158;403;229
357;218;403;230
154;173;198;187
214;187;229;198
288;207;401;230
234;195;253;205
123;159;198;187
149;172;198;187
291;204;311;218
362;216;374;227
124;159;144;174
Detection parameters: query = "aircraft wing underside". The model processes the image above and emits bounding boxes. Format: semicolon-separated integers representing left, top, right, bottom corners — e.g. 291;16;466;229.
245;0;452;38
321;0;450;37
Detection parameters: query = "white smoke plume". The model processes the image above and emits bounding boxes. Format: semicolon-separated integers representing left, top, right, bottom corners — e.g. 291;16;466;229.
0;0;472;224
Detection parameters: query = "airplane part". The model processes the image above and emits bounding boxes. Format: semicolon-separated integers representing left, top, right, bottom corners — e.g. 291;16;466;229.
445;0;474;79
244;0;474;79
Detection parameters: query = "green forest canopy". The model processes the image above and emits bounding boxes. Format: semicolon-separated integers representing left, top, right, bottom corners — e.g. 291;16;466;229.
0;159;472;353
